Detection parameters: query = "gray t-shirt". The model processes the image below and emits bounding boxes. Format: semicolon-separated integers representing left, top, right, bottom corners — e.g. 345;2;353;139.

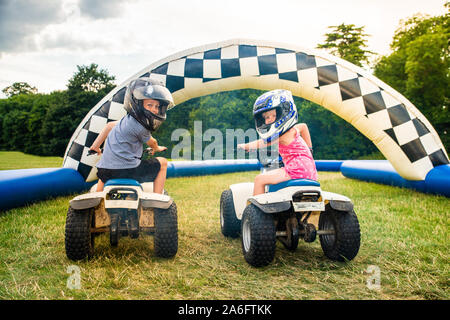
96;115;151;169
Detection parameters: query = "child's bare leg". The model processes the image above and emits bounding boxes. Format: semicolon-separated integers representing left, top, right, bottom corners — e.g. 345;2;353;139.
253;168;290;196
96;179;105;192
153;157;168;194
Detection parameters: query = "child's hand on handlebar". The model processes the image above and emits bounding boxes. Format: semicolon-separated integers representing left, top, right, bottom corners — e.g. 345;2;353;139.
88;147;102;156
148;146;167;155
237;143;249;152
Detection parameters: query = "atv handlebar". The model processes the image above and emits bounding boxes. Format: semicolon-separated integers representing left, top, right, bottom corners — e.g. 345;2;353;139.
87;149;102;156
87;147;154;158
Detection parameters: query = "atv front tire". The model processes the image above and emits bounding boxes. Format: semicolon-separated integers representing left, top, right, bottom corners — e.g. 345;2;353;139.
220;189;240;238
241;204;276;267
65;206;95;261
318;208;360;261
154;202;178;258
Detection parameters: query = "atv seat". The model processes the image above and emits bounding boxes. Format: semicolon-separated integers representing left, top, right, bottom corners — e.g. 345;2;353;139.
104;179;142;189
268;179;320;193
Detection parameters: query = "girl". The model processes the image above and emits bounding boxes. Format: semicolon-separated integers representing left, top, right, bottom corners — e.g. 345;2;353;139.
238;89;318;195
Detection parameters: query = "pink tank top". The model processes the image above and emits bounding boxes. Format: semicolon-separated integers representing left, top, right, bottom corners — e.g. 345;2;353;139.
278;128;318;181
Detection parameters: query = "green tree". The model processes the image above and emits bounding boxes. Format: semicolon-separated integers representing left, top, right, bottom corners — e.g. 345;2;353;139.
0;63;117;156
2;109;29;151
39;91;74;156
24;95;48;155
40;64;117;156
374;5;449;151
67;63;115;93
155;90;379;160
295;99;378;159
0;94;36;151
317;23;374;67
2;82;38;97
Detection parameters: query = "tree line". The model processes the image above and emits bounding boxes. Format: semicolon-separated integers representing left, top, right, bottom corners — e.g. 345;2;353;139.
0;64;115;156
153;90;381;160
0;6;448;159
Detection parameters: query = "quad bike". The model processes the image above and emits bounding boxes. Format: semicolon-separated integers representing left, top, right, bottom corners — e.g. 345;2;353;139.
220;148;360;267
65;149;178;261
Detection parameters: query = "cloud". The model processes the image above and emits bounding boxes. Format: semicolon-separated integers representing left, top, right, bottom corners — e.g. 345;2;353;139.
78;0;128;19
0;0;65;53
38;29;113;53
0;0;135;55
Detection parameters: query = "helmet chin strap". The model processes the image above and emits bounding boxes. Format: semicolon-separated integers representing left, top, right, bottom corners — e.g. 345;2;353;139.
136;116;154;132
261;121;296;143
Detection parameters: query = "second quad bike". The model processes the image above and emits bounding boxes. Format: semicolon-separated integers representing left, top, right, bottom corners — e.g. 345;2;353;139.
220;149;360;267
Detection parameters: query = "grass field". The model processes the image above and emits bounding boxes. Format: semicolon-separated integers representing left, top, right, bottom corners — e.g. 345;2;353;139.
0;151;63;170
0;152;448;300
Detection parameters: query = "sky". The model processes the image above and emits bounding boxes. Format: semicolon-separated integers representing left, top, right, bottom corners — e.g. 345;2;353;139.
0;0;447;98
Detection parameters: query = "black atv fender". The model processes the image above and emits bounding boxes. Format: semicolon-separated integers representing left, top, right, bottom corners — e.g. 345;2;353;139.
247;198;291;214
328;200;354;212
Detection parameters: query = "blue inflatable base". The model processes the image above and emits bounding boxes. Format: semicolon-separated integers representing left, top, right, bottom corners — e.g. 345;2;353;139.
341;160;450;197
167;159;260;177
0;160;262;211
0;168;92;211
166;160;342;177
1;159;447;211
167;159;343;178
315;160;343;172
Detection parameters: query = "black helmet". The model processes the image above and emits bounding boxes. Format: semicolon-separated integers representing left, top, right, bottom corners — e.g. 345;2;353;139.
123;77;175;131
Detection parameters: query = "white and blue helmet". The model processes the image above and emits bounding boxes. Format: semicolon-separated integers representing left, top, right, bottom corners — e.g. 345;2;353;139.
253;89;298;142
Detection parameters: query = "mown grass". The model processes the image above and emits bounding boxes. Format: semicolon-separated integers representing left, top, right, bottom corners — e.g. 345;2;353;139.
0;153;448;300
0;151;63;170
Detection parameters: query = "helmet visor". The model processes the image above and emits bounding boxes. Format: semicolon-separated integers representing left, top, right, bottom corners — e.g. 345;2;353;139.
133;85;175;110
254;106;284;130
141;99;168;118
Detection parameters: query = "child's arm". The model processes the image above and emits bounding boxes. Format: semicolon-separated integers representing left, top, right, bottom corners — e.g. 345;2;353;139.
296;123;313;149
146;136;167;155
89;121;118;154
238;139;273;151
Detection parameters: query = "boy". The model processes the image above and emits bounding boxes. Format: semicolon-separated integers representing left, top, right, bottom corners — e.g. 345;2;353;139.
89;78;174;193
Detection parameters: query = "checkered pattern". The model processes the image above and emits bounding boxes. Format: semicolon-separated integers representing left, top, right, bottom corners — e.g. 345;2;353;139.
63;41;448;182
309;61;448;168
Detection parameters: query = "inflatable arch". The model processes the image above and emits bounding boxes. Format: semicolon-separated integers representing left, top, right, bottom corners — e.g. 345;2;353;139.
63;39;448;182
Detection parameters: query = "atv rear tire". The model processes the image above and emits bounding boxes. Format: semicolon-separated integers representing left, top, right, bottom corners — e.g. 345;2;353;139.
154;202;178;258
65;206;95;261
318;208;360;261
220;189;240;238
241;204;276;267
